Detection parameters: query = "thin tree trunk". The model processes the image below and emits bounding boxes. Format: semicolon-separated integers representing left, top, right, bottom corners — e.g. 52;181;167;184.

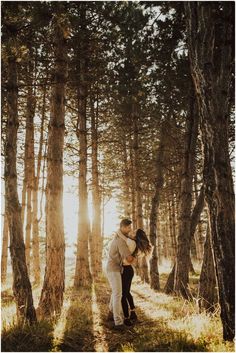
74;7;92;287
129;143;136;229
193;174;205;262
168;199;174;262
144;186;151;233
171;190;177;262
5;49;36;325
1;210;9;284
165;184;205;294
132;104;148;281
122;137;131;217
25;188;32;274
90;92;102;276
24;52;36;276
149;123;166;290
38;10;67;318
32;67;48;285
133;112;143;229
185;2;235;340
198;222;217;313
174;91;199;299
196;219;205;262
21;179;27;228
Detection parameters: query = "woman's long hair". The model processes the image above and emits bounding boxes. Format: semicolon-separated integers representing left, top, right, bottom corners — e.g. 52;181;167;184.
134;229;152;256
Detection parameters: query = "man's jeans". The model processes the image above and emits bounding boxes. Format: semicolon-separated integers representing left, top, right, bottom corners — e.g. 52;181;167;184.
106;270;124;325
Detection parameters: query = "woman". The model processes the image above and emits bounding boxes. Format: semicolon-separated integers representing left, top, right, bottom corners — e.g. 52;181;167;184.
121;229;152;326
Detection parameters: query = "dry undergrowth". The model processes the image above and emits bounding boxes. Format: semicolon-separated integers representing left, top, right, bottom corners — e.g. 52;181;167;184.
1;262;235;352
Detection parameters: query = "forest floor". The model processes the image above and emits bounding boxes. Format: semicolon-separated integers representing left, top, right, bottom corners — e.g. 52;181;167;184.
1;260;235;352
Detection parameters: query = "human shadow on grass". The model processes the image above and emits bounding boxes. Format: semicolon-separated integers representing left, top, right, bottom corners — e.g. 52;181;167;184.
57;282;95;352
94;275;208;352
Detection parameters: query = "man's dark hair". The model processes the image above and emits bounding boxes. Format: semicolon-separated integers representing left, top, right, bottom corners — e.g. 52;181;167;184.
120;218;132;227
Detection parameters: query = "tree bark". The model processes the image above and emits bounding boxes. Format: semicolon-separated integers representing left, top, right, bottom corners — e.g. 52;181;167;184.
24;58;36;276
164;184;205;294
198;222;217;313
90;92;102;276
133;111;143;229
122;137;131;217
132;103;148;281
74;7;92;288
171;190;177;263
174;91;199;299
149;123;166;290
38;10;67;318
1;210;9;284
5;50;36;324
32;66;48;285
185;2;235;340
129;139;136;229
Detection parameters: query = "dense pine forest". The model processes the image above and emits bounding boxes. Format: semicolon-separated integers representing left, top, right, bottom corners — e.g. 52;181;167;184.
1;1;235;352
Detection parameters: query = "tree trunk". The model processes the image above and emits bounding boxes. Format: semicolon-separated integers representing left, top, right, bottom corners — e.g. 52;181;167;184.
195;219;205;262
1;210;9;284
198;222;217;313
32;67;48;285
38;10;67;318
133;113;143;230
149;123;166;290
25;188;32;275
5;50;36;324
193;174;203;262
132;104;148;281
143;186;151;233
90;92;102;277
164;263;176;294
74;7;92;288
165;184;205;294
168;199;174;262
122;137;131;217
185;2;235;340
171;190;177;263
24;63;36;276
174;91;199;299
129;141;136;229
21;178;27;228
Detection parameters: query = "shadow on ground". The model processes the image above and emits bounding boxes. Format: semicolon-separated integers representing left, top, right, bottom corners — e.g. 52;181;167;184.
94;276;208;352
1;320;54;352
57;282;95;352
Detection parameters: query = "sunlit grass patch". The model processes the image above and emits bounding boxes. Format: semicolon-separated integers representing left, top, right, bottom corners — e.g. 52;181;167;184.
120;342;135;352
1;288;15;307
166;307;235;352
1;301;17;328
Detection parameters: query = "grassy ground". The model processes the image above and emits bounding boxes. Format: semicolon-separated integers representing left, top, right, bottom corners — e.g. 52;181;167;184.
1;262;235;352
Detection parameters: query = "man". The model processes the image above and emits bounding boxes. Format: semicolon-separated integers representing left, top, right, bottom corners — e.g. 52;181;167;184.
105;218;135;331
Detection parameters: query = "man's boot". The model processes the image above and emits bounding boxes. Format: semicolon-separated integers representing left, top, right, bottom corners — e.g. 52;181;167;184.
130;310;138;321
113;324;127;331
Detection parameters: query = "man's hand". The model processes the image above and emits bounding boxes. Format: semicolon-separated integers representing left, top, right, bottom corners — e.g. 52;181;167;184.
126;255;135;264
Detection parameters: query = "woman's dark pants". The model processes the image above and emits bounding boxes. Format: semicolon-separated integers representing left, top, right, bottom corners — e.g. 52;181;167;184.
121;265;135;318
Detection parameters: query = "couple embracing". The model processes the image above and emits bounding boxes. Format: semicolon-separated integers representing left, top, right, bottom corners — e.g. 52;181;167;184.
105;218;152;331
